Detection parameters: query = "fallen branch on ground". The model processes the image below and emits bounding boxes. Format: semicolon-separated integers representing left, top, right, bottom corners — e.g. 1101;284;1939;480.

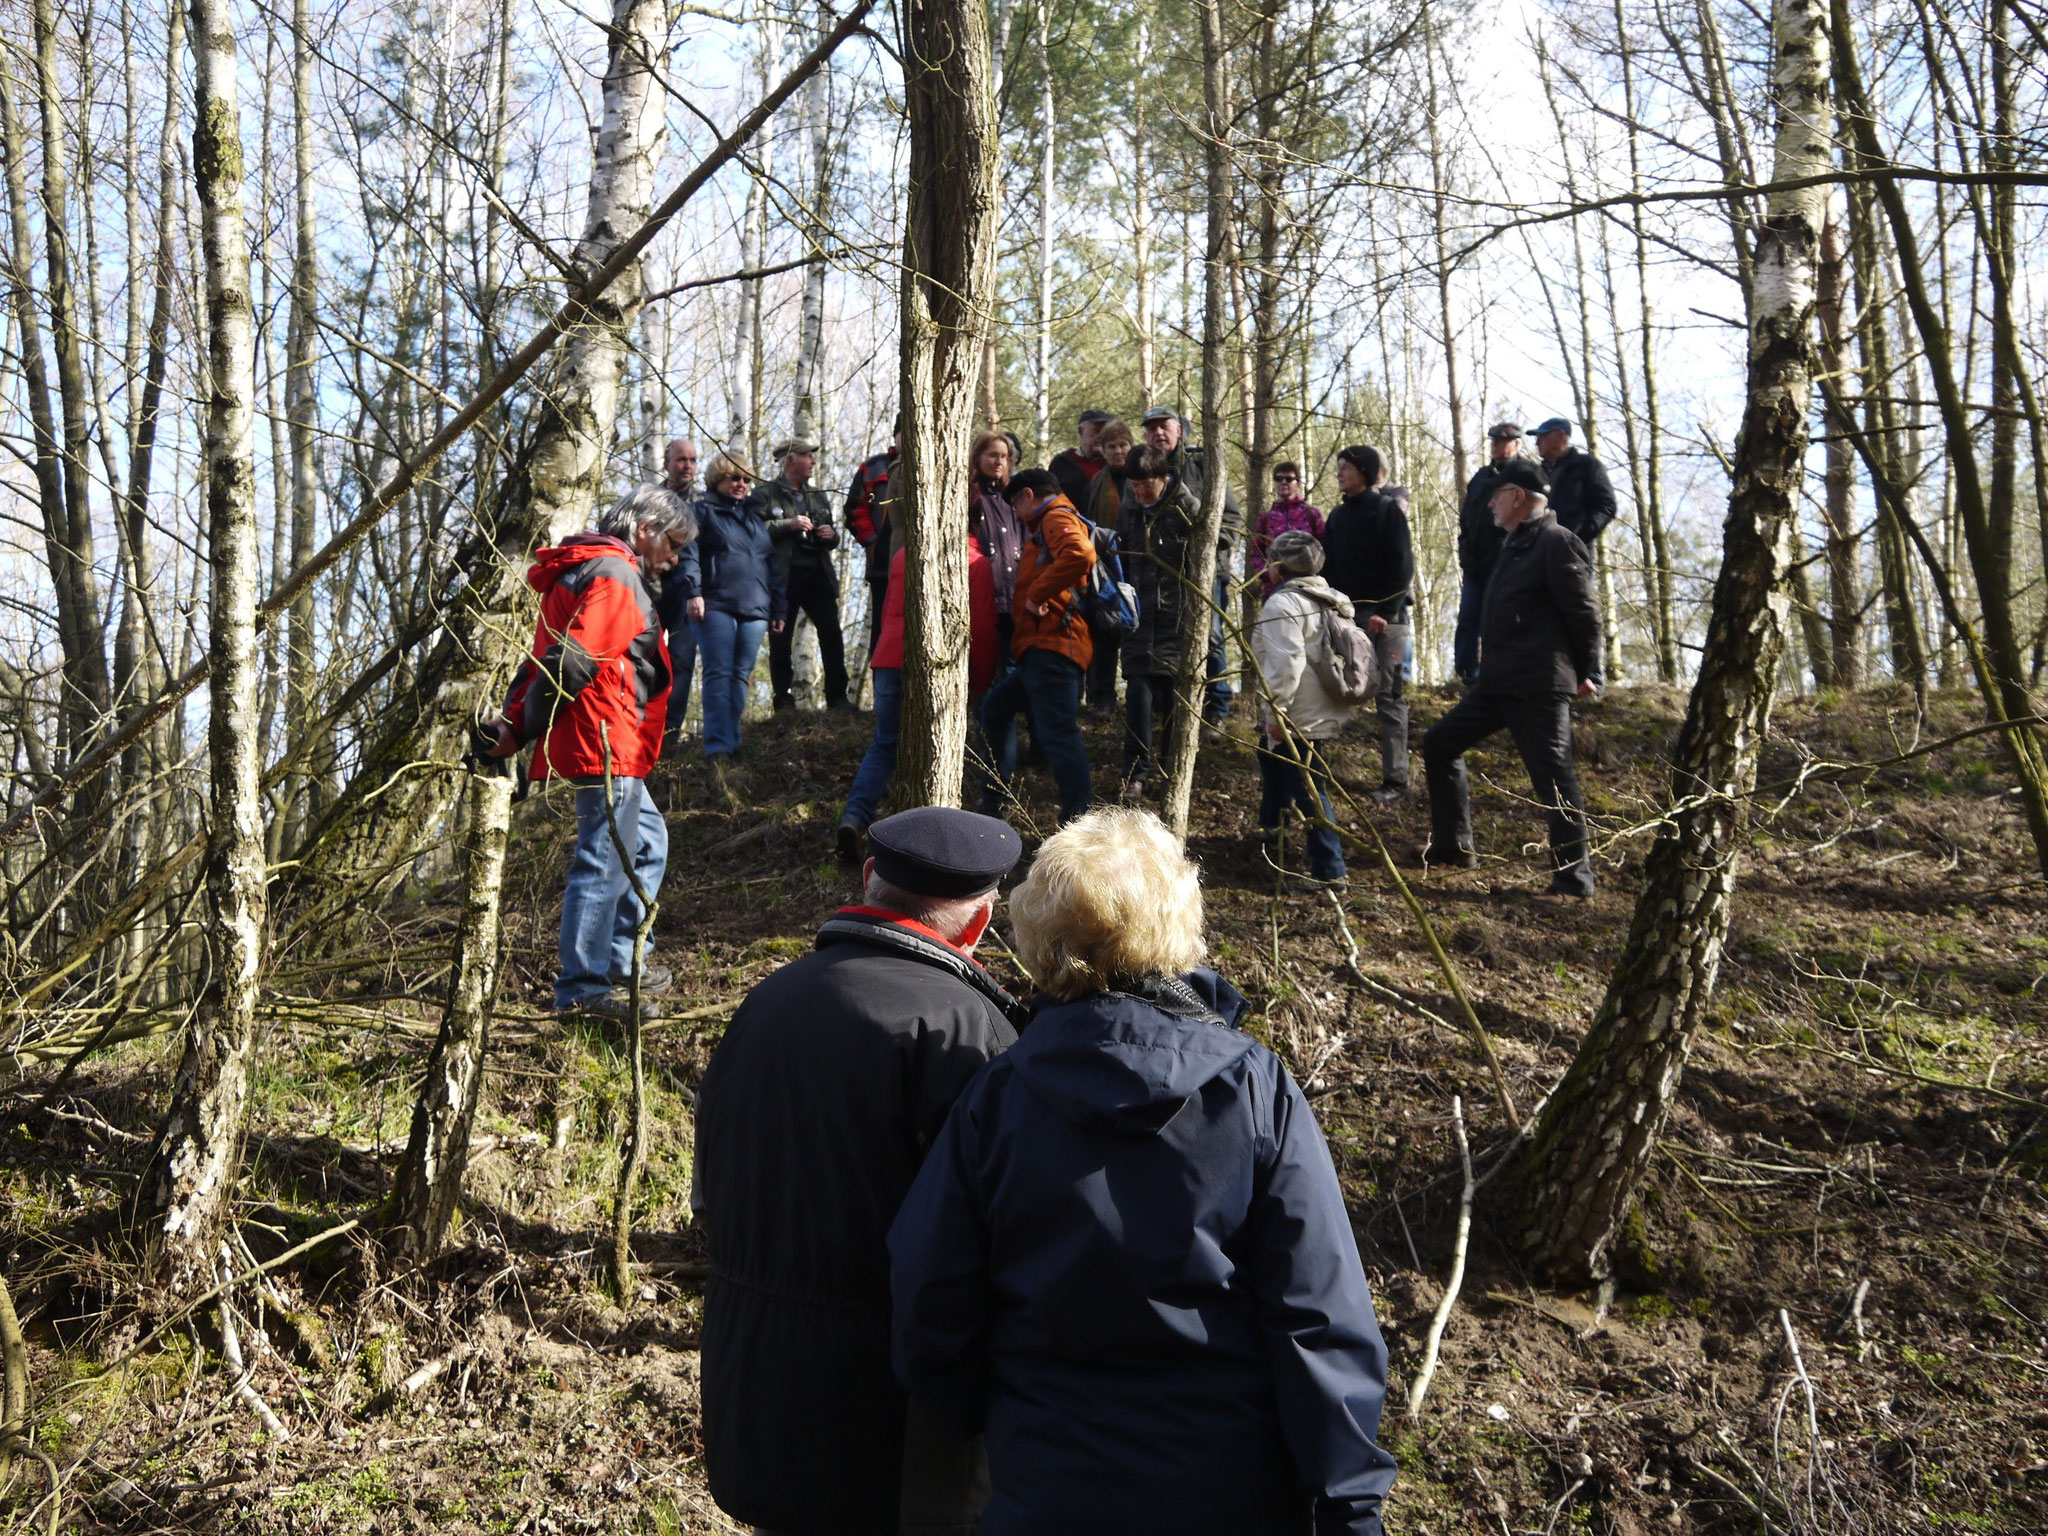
1406;1096;1475;1419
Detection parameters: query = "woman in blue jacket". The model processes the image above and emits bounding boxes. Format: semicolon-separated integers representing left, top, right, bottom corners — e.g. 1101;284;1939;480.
674;452;785;764
889;808;1397;1536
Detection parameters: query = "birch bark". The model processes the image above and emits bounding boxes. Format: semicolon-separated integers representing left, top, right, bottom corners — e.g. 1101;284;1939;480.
1510;0;1832;1282
145;0;267;1296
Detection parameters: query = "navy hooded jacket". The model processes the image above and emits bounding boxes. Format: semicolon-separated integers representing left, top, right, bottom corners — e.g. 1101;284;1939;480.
889;971;1396;1536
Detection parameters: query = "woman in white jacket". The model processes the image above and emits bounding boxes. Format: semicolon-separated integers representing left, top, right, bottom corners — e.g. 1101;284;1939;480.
1249;531;1358;888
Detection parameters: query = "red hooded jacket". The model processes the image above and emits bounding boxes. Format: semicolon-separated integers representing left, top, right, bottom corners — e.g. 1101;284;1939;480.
871;538;999;695
503;534;671;781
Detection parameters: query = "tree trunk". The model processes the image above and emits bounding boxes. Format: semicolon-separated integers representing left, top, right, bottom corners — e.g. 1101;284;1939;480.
1815;197;1862;688
144;0;266;1296
1033;0;1055;467
1160;0;1231;839
285;0;669;916
1129;10;1156;410
284;0;320;851
385;768;515;1261
1615;3;1677;682
1833;0;2048;877
791;42;832;445
1420;1;1467;490
1510;0;1831;1284
894;0;998;807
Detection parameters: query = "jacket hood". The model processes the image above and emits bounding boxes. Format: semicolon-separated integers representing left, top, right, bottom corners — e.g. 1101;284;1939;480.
527;533;636;594
1272;573;1354;618
1010;969;1254;1136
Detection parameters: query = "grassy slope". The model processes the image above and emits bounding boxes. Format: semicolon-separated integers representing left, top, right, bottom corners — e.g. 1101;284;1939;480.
4;684;2045;1534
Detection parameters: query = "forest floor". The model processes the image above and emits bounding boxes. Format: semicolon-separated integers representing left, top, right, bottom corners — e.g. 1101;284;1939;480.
4;683;2046;1535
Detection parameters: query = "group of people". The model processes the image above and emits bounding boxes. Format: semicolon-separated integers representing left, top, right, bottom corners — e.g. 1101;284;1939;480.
482;404;1610;1018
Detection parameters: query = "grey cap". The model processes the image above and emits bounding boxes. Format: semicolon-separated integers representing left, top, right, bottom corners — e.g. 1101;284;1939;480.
1140;405;1179;425
1487;421;1523;441
774;436;821;457
1266;530;1324;577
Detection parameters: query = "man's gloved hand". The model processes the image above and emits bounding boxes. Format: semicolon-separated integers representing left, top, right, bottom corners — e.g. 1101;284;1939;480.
464;719;516;775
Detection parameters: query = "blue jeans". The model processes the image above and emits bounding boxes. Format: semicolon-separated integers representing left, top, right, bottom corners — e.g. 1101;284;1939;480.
1257;736;1346;881
1454;572;1486;682
843;667;902;827
693;609;768;759
557;777;668;1008
980;648;1091;825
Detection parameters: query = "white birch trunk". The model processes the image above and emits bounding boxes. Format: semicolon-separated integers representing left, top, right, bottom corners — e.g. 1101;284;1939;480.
146;0;266;1297
792;51;831;444
1033;0;1054;466
1512;0;1833;1283
1131;11;1155;409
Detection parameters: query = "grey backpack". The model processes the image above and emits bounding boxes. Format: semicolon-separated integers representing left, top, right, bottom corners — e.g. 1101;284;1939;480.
1315;605;1378;704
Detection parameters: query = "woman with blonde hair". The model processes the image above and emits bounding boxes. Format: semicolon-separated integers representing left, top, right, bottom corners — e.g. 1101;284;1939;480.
889;808;1396;1535
674;451;784;767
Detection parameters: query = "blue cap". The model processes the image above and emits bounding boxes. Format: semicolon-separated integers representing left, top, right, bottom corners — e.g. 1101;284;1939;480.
867;807;1022;898
1531;417;1572;438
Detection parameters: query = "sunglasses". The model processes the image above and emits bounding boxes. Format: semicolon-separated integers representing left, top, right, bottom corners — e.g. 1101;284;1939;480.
1275;474;1300;483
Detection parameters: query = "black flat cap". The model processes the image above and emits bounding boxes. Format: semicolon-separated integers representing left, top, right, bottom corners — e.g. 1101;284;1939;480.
1492;458;1551;495
868;807;1022;898
1078;408;1113;426
1488;421;1523;441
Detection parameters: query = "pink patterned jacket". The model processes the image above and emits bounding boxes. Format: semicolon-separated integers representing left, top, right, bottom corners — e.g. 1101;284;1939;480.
1249;497;1326;589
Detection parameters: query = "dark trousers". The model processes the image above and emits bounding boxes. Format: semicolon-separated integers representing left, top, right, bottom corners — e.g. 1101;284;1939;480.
1373;623;1411;789
769;566;849;708
1423;689;1593;891
1453;573;1486;683
662;622;698;752
980;648;1092;825
1257;735;1347;881
1203;573;1233;719
1122;671;1178;784
1085;639;1119;712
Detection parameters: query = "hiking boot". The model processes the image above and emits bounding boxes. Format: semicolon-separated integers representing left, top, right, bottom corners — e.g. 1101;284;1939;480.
561;989;658;1022
1421;841;1478;870
1200;720;1229;746
1546;875;1596;900
609;962;674;995
1119;778;1148;807
1368;783;1410;805
836;817;866;862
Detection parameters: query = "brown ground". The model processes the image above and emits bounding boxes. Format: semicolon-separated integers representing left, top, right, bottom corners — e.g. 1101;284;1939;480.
4;683;2045;1534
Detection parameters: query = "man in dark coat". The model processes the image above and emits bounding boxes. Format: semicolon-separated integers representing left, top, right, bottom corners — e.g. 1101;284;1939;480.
1047;407;1111;511
1142;405;1241;726
1319;445;1414;801
1113;446;1203;800
694;807;1027;1535
1532;416;1618;545
1454;422;1522;684
750;436;849;710
1423;458;1603;896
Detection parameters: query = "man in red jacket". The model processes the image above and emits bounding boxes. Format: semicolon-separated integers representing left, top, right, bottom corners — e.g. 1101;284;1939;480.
487;485;693;1019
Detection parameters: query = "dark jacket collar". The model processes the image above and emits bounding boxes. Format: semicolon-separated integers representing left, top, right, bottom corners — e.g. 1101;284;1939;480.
816;906;1026;1025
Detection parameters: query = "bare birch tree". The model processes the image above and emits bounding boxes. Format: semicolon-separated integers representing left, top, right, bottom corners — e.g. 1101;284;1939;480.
1510;0;1832;1282
143;0;266;1295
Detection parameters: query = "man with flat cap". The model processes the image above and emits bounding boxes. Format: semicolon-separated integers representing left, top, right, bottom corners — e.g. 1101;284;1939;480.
1423;458;1602;897
750;436;849;710
1455;422;1526;685
695;806;1027;1535
1531;417;1618;546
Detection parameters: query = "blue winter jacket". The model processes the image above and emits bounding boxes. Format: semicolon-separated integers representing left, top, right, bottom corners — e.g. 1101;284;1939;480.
889;971;1396;1536
674;488;785;622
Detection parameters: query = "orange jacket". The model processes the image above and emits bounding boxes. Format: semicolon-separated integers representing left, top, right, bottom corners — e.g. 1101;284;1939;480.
1009;494;1096;671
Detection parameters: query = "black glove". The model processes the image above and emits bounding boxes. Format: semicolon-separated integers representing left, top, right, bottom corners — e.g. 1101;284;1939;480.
463;721;513;777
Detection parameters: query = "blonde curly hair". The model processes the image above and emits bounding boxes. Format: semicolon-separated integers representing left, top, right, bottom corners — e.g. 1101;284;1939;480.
1008;808;1205;1002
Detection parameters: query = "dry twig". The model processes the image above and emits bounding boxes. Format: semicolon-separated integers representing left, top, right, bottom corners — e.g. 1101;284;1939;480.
1405;1096;1475;1418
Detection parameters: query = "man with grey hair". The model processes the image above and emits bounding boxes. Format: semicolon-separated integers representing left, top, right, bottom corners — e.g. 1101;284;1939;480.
695;807;1026;1536
1423;458;1602;896
484;484;693;1018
